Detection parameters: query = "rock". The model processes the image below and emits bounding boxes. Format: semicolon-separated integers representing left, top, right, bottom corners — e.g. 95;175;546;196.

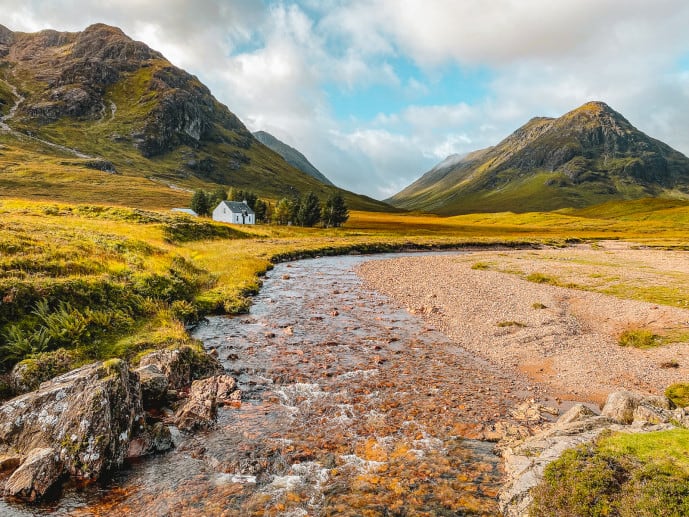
0;360;143;488
10;349;78;394
135;364;169;409
633;403;672;426
553;403;596;426
174;375;240;431
138;346;223;391
601;390;642;424
601;390;674;424
126;422;173;459
0;454;21;472
3;447;63;502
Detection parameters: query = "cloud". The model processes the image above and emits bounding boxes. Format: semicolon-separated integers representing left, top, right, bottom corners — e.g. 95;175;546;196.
2;0;689;199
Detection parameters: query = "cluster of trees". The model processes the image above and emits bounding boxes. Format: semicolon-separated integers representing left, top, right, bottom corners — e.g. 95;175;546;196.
274;192;349;227
190;187;348;227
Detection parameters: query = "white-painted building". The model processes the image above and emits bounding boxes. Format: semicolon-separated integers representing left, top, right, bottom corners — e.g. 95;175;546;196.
212;200;255;224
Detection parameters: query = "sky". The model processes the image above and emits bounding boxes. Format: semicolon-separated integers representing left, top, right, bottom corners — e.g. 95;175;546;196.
3;0;689;199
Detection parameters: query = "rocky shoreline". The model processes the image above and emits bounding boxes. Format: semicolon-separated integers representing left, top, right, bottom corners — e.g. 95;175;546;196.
0;346;239;503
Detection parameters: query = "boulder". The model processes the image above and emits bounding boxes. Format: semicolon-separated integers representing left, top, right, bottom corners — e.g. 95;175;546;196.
601;390;642;424
138;346;223;391
0;359;144;500
602;390;674;424
135;364;169;409
554;403;596;426
3;447;63;502
175;375;241;431
633;403;672;426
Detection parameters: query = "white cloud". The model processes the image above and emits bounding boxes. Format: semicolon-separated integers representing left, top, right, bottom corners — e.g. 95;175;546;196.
2;0;689;199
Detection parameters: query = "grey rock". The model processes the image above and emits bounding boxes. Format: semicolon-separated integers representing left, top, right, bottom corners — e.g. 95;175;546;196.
138;346;223;391
135;364;169;409
0;360;143;490
601;390;642;424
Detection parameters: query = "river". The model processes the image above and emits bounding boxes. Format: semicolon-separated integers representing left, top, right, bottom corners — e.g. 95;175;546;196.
2;253;532;516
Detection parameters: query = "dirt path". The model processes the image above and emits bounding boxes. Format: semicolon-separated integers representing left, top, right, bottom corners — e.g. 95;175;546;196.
358;243;689;405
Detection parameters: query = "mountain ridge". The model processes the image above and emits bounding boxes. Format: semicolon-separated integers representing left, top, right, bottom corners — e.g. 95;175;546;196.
253;130;334;186
0;23;391;211
389;101;689;214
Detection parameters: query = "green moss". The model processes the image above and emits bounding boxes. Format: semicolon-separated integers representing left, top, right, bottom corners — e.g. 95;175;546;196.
532;302;547;309
471;261;491;270
497;321;527;328
526;272;559;285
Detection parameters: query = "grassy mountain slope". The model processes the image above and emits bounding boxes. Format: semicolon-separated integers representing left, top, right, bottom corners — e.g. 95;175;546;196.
0;23;390;211
253;130;335;186
389;102;689;214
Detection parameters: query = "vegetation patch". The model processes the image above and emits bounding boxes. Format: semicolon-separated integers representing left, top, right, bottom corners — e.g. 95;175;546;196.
618;328;659;349
530;429;689;517
471;261;491;270
526;272;560;285
532;302;547;309
497;321;527;328
666;383;689;408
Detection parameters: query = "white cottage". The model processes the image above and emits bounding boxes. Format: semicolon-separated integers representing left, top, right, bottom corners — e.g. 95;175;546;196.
212;200;255;224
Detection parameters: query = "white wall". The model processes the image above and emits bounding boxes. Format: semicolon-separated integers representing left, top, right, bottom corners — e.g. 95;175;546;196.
212;203;255;224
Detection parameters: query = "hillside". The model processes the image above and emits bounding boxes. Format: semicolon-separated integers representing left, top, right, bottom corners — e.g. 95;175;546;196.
253;130;334;186
389;102;689;214
0;23;390;211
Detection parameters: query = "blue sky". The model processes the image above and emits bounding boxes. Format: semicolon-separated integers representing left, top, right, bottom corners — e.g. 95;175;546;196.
3;0;689;199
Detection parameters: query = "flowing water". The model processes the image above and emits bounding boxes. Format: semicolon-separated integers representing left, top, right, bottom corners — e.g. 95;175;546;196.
2;253;533;516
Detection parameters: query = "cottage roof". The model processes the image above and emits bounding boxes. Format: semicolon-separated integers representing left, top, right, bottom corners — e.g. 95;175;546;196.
218;200;255;214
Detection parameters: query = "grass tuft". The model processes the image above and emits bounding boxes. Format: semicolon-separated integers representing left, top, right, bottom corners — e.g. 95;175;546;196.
666;383;689;408
618;328;659;349
526;272;559;285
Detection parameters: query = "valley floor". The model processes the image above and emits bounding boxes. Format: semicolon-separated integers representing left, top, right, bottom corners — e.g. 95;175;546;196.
358;241;689;406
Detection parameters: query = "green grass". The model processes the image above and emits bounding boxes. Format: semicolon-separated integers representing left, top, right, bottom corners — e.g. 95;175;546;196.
530;429;689;517
497;321;527;328
471;261;491;270
532;302;547;309
526;272;560;285
666;383;689;408
618;329;660;349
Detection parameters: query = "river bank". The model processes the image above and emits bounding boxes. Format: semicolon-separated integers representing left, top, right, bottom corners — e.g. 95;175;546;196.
357;241;689;405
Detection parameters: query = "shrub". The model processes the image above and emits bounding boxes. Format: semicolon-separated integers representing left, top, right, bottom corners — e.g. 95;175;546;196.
618;329;659;348
666;383;689;408
532;302;547;309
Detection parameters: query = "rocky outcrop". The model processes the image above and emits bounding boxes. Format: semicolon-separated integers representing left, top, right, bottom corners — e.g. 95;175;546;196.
499;391;683;517
0;347;233;502
0;360;143;500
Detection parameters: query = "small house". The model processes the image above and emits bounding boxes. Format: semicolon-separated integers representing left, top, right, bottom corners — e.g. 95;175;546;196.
212;200;255;224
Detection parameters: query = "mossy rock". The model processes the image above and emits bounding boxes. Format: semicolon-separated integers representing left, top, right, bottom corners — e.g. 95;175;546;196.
10;348;80;393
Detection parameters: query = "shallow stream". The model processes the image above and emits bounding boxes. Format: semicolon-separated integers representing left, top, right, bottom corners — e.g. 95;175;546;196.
2;253;531;516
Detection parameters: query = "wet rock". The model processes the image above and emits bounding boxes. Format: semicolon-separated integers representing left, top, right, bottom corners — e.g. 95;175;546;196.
138;345;223;390
0;360;143;491
135;364;169;409
127;422;173;458
3;447;63;502
174;375;240;431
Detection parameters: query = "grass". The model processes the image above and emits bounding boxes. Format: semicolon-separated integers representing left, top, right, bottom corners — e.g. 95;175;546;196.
618;329;660;349
497;321;527;328
666;383;689;408
532;302;547;309
471;261;491;270
530;429;689;517
526;272;560;285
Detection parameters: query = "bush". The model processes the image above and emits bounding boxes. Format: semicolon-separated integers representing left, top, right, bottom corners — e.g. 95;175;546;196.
666;383;689;408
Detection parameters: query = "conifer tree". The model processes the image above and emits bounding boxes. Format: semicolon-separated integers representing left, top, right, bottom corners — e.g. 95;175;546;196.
322;192;349;227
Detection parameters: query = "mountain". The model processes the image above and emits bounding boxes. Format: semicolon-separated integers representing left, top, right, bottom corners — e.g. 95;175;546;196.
0;23;390;211
253;130;334;186
389;102;689;214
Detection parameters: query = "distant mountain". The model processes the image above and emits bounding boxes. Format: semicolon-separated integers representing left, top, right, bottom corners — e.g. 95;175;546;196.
253;131;334;186
389;102;689;214
0;23;391;211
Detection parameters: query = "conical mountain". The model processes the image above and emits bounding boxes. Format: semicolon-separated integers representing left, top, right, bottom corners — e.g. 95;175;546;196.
389;102;689;214
0;23;389;211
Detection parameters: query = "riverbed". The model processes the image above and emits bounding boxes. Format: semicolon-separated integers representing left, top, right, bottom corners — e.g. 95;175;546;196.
1;253;535;516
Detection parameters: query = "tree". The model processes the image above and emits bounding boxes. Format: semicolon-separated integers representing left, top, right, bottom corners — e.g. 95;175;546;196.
322;192;349;227
254;198;268;223
208;187;228;208
273;197;293;225
190;189;210;216
295;192;321;227
228;188;258;210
